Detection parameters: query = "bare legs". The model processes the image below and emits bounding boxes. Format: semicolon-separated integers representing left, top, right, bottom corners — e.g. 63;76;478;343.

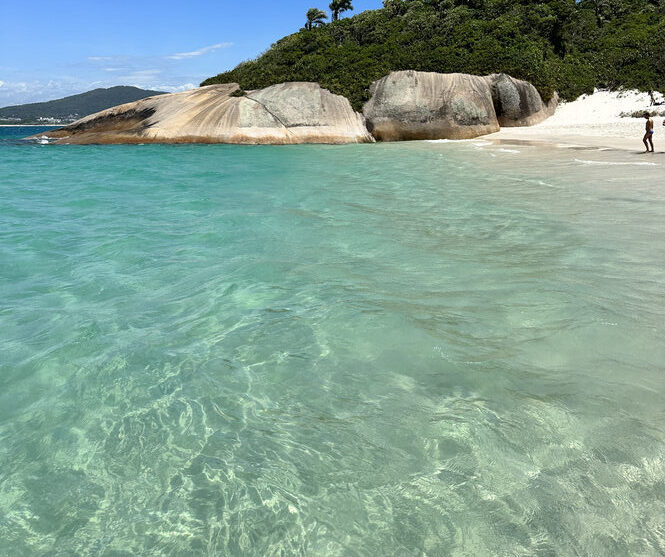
644;133;654;152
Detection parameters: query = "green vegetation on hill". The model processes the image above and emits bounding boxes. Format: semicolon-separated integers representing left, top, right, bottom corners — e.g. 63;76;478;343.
0;86;166;124
202;0;665;110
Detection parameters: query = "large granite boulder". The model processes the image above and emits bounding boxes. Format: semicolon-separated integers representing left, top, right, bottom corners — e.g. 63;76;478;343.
362;71;500;141
485;73;558;127
37;83;374;145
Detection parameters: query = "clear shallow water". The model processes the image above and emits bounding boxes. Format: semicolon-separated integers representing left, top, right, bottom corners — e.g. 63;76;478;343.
1;128;665;555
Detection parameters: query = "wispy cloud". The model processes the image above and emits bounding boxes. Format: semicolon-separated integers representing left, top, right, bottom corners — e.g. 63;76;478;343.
0;81;4;88
87;56;115;62
166;42;232;61
156;83;196;93
128;69;162;78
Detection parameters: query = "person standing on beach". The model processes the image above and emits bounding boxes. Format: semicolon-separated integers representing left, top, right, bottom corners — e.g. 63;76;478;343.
643;113;654;152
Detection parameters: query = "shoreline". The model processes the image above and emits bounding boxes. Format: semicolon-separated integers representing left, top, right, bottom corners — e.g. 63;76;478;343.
480;89;665;153
480;128;650;153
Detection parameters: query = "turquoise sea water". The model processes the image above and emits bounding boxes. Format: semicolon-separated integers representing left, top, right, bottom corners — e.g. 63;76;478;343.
1;127;665;555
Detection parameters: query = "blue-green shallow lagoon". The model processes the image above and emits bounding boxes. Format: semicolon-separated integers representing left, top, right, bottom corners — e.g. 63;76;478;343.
2;128;665;555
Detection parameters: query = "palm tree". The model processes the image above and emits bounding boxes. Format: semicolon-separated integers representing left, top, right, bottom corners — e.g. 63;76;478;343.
305;8;328;30
329;0;353;21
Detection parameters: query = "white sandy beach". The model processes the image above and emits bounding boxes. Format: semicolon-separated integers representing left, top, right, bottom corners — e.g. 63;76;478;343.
484;89;665;152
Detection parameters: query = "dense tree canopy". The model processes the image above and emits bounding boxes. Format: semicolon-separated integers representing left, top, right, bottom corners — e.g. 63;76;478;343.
202;0;665;110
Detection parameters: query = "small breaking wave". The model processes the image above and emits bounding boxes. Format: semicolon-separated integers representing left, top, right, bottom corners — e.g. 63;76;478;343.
424;138;477;143
574;158;658;166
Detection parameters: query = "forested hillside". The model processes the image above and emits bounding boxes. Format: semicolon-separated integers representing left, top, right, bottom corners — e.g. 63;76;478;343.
202;0;665;110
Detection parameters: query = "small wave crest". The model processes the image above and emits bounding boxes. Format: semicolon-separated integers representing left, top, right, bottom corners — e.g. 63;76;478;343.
574;159;658;166
424;139;477;143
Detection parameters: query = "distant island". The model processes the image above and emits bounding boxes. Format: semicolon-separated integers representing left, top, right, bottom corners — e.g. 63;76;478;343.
0;86;166;125
202;0;665;110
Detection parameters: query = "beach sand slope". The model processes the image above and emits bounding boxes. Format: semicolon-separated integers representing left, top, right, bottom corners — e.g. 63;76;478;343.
483;89;664;152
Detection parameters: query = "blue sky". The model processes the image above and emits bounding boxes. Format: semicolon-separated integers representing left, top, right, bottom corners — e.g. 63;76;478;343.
0;0;379;107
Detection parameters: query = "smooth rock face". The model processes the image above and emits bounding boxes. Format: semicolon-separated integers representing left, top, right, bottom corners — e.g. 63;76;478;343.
485;73;558;127
363;71;501;141
38;83;374;145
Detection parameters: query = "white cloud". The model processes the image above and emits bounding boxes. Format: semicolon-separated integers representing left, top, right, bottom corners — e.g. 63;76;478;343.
3;81;32;93
0;79;75;106
166;42;232;60
104;68;123;72
157;83;196;93
87;56;115;62
0;80;4;88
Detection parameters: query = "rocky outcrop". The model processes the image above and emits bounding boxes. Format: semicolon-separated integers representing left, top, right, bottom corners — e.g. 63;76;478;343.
361;70;557;141
37;83;374;145
485;73;558;127
35;72;556;145
362;71;501;141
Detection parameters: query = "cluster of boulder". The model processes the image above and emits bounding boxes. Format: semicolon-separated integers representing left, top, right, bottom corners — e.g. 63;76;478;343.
365;71;557;141
36;71;557;145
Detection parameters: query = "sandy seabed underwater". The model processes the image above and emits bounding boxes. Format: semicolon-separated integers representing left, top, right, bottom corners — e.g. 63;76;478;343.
1;127;665;555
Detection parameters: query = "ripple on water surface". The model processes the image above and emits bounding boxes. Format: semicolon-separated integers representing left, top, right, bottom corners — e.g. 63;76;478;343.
1;137;665;555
